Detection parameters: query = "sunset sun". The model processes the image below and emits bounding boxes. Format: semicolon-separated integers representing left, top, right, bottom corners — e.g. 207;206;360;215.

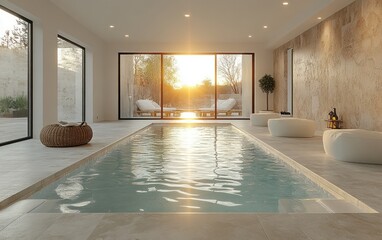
174;55;215;88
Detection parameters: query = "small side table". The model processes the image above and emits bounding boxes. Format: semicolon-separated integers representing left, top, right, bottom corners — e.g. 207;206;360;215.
325;119;343;129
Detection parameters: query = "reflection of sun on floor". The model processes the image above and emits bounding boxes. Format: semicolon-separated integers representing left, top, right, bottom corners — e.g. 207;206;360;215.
180;112;197;119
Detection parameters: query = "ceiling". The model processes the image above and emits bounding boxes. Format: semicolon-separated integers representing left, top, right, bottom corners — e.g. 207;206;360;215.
49;0;355;48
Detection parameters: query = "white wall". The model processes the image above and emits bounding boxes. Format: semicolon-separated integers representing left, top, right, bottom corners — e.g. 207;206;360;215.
253;47;274;113
0;0;105;137
103;42;273;120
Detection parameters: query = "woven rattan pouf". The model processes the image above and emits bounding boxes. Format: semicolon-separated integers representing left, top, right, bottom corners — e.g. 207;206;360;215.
40;123;93;147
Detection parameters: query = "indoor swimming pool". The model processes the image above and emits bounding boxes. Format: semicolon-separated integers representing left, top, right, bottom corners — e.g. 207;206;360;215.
29;124;335;213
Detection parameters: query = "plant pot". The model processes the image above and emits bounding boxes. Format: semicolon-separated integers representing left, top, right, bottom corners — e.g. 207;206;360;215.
0;112;13;118
11;109;28;118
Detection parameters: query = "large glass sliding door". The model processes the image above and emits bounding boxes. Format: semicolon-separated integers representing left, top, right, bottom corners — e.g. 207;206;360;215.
119;53;253;119
0;6;32;146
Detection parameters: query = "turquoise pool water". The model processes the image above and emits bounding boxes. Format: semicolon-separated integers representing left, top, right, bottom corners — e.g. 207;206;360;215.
30;124;334;213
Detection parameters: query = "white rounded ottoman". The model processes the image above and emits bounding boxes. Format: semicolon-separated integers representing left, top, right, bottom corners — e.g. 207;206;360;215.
268;118;315;137
323;129;382;164
250;113;280;126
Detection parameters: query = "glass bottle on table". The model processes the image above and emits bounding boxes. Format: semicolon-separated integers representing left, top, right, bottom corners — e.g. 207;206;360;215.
332;108;338;128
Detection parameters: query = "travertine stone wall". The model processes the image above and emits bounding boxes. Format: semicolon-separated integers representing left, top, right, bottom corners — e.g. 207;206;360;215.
274;0;382;131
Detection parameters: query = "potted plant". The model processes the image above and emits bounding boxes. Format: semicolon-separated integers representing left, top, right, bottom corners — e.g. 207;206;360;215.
258;74;275;111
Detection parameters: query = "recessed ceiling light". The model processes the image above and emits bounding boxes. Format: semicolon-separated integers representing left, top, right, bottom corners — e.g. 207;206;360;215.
263;25;268;29
317;17;322;20
184;14;191;18
109;25;115;28
283;2;289;5
248;35;252;38
124;34;129;38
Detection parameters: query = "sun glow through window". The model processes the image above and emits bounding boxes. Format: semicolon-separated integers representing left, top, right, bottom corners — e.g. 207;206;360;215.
173;55;215;88
180;111;197;119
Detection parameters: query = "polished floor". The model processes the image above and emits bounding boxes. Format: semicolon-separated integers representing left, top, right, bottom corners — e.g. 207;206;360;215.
1;120;382;239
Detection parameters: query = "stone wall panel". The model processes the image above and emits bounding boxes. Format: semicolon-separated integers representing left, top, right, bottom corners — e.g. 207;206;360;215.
273;0;382;131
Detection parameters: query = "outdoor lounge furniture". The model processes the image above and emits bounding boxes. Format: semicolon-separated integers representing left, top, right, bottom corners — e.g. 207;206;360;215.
268;118;315;137
199;98;240;117
40;122;93;147
323;129;382;164
136;99;176;117
250;112;280;126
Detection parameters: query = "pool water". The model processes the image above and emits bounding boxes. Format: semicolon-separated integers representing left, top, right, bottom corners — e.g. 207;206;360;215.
30;124;334;213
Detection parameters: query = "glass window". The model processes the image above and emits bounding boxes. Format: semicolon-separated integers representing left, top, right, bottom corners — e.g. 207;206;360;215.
217;54;253;118
57;36;85;122
119;53;253;119
0;6;32;146
119;54;161;118
163;54;215;118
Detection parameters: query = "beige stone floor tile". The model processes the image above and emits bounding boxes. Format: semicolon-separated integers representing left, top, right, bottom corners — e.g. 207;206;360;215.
297;213;382;240
0;213;59;240
257;214;312;240
88;214;269;240
36;213;105;240
258;213;382;240
0;212;22;231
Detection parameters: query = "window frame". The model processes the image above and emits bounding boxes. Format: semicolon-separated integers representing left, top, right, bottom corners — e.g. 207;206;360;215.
118;52;254;120
57;34;86;122
0;5;33;146
287;48;293;115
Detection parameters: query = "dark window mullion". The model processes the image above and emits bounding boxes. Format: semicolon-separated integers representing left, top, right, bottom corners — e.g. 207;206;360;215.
161;54;164;119
214;54;218;119
28;22;33;137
